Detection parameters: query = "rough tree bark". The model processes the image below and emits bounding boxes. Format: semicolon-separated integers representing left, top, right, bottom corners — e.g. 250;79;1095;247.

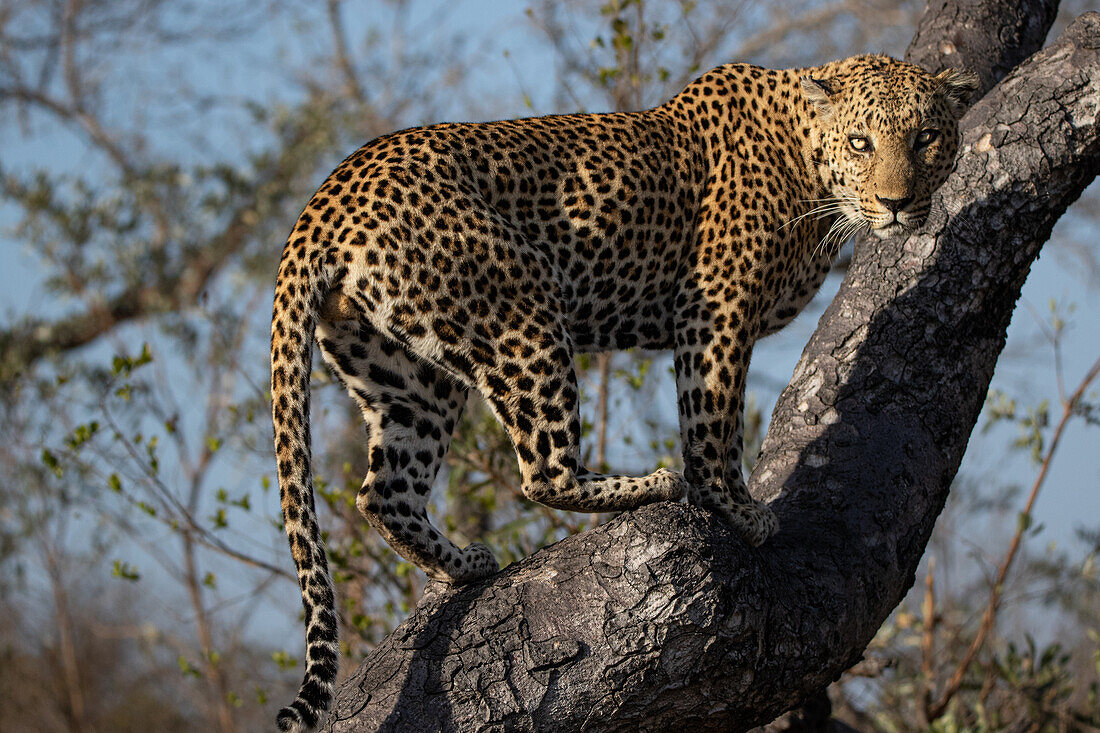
324;3;1099;731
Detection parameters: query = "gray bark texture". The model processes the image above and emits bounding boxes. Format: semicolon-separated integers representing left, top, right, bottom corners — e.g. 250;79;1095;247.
325;3;1099;731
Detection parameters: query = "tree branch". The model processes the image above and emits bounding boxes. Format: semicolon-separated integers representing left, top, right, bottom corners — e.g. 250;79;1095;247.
925;353;1100;719
324;5;1100;732
906;0;1059;87
0;117;316;383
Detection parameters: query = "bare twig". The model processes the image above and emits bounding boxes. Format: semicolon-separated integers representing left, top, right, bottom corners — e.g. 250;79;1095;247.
918;556;936;726
96;395;294;579
326;0;365;104
926;354;1100;720
590;352;613;528
42;536;95;733
594;353;612;472
844;655;892;678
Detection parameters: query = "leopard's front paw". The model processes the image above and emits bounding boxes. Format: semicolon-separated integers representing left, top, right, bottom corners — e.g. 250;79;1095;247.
456;542;500;581
733;500;778;547
692;492;778;546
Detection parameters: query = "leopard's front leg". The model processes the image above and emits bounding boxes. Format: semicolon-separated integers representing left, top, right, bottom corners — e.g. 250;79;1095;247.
673;307;778;547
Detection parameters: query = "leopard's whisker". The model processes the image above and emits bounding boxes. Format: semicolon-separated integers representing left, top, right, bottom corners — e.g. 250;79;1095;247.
780;199;849;230
816;211;866;258
818;215;849;254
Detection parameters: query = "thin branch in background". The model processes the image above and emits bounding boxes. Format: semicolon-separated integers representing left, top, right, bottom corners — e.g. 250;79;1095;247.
591;351;613;528
731;0;867;61
42;535;94;733
1022;297;1070;403
926;354;1100;720
918;556;936;727
94;397;294;579
594;353;612;472
326;0;365;105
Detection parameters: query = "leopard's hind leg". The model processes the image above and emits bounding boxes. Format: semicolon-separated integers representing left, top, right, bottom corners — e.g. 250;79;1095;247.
316;316;497;583
468;317;686;513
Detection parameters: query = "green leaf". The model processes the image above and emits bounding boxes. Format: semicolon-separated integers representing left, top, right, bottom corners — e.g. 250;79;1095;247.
66;421;99;449
111;559;141;581
272;650;298;670
112;342;154;377
41;448;63;477
178;655;201;678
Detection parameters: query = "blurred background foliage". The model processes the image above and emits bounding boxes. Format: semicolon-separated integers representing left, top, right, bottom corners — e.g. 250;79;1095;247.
0;1;1097;730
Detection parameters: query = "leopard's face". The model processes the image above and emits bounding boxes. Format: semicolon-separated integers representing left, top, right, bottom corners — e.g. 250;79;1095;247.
802;58;978;239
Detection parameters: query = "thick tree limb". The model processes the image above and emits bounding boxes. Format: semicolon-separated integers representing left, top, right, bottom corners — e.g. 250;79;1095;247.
325;8;1099;733
906;0;1058;85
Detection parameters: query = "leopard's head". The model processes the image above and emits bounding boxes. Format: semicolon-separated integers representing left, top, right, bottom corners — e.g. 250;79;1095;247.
801;55;978;239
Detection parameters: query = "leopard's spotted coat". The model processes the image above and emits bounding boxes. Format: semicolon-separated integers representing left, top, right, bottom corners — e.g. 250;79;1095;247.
270;54;976;731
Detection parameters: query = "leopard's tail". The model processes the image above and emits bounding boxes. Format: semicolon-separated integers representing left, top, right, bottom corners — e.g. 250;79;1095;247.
271;250;339;733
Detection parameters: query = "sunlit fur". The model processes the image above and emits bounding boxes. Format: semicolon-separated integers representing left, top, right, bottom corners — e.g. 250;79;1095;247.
798;58;978;249
269;54;976;731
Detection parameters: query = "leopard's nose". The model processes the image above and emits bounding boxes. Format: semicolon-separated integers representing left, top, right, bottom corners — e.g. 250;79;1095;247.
876;194;913;214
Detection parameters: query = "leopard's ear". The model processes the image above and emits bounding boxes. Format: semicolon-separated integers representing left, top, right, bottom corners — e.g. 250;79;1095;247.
935;68;980;118
799;76;836;119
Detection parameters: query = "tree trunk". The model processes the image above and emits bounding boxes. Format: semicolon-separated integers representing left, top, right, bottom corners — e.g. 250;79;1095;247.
324;3;1099;731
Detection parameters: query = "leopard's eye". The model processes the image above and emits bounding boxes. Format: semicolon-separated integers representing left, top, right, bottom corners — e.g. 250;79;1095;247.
915;129;940;148
848;135;871;152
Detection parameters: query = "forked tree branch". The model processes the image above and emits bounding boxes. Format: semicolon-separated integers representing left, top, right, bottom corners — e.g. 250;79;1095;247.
325;3;1099;731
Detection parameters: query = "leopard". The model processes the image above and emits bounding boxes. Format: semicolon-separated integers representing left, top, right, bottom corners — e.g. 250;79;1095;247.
269;53;977;731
